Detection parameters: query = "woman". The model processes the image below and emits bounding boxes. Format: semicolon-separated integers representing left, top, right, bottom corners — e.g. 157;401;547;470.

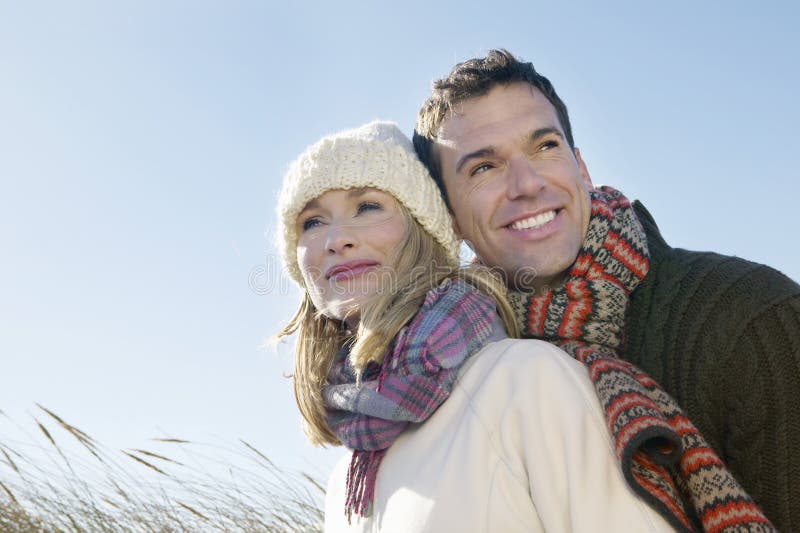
276;121;675;532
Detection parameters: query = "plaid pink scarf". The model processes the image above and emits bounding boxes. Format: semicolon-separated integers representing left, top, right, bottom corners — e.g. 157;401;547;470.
323;278;497;520
509;186;774;532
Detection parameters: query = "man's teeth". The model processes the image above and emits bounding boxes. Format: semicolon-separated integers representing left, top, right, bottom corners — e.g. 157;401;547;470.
509;211;556;230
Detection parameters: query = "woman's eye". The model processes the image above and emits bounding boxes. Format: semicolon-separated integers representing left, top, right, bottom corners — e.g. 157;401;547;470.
470;163;493;176
357;202;381;214
301;217;322;232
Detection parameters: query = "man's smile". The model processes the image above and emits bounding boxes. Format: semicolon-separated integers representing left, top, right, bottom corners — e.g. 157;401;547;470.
507;210;558;231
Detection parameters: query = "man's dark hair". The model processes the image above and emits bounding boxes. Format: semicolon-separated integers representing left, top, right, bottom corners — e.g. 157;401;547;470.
413;49;574;206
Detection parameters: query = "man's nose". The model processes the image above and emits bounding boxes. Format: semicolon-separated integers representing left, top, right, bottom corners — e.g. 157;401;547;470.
325;223;357;254
506;157;546;199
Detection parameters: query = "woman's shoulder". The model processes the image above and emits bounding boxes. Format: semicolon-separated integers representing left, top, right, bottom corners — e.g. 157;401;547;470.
454;339;607;438
457;338;593;396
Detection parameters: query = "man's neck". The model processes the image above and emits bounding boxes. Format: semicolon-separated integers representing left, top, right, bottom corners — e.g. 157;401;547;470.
509;271;568;294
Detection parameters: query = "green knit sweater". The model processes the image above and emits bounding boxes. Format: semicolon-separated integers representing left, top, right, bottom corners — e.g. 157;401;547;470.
622;201;800;531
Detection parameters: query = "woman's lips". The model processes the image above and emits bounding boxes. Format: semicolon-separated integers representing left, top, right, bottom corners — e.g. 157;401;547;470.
326;260;380;281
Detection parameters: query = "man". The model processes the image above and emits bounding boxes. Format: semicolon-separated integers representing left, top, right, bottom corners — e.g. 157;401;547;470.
414;49;800;531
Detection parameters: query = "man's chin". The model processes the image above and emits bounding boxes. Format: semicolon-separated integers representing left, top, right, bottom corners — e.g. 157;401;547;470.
502;261;572;292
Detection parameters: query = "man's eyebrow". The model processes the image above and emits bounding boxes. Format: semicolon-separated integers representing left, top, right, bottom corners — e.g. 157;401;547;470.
455;147;497;175
529;127;564;143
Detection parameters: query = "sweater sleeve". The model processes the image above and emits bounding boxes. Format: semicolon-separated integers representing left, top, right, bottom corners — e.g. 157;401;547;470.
493;340;676;532
704;294;800;532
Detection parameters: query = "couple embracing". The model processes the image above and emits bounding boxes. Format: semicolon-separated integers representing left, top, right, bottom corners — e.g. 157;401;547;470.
275;50;799;532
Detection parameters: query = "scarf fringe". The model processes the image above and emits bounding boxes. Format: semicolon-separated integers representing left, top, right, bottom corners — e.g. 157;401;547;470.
345;449;386;522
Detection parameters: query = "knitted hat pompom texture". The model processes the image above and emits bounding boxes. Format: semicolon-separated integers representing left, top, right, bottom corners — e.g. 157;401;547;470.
277;121;459;284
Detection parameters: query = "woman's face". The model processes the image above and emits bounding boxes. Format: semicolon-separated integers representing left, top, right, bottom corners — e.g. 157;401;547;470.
296;187;406;327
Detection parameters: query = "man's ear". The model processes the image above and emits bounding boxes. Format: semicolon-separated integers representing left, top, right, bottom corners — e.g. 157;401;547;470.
573;147;593;189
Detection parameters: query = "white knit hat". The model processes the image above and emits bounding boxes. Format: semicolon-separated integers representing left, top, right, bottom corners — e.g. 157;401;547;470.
276;120;459;284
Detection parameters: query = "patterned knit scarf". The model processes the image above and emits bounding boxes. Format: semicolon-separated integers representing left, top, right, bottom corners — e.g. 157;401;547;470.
323;278;497;521
509;186;775;533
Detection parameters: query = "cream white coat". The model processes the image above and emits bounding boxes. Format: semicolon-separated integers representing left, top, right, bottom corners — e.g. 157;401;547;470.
325;339;676;532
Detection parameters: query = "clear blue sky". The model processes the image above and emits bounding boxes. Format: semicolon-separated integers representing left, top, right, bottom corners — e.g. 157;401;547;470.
2;1;798;478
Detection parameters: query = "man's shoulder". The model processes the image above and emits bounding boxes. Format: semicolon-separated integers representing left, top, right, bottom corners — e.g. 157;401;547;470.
626;200;800;362
632;200;800;309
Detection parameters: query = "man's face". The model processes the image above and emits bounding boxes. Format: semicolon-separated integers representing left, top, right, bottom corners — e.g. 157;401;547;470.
435;82;593;290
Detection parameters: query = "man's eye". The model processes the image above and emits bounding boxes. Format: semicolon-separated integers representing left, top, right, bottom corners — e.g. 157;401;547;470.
357;202;381;214
301;217;322;231
539;140;558;151
470;163;493;176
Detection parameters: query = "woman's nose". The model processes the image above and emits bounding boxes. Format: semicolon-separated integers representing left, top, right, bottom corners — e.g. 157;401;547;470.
324;223;357;254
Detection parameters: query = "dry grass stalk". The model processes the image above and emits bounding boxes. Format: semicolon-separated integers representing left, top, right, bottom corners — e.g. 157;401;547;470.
176;501;210;521
128;449;183;466
0;446;20;474
121;452;169;476
0;481;19;505
0;406;326;532
151;438;190;444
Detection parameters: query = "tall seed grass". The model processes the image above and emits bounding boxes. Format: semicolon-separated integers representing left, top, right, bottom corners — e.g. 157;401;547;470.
0;405;325;532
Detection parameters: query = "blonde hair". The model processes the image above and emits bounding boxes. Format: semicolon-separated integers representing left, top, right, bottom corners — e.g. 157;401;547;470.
277;205;519;446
